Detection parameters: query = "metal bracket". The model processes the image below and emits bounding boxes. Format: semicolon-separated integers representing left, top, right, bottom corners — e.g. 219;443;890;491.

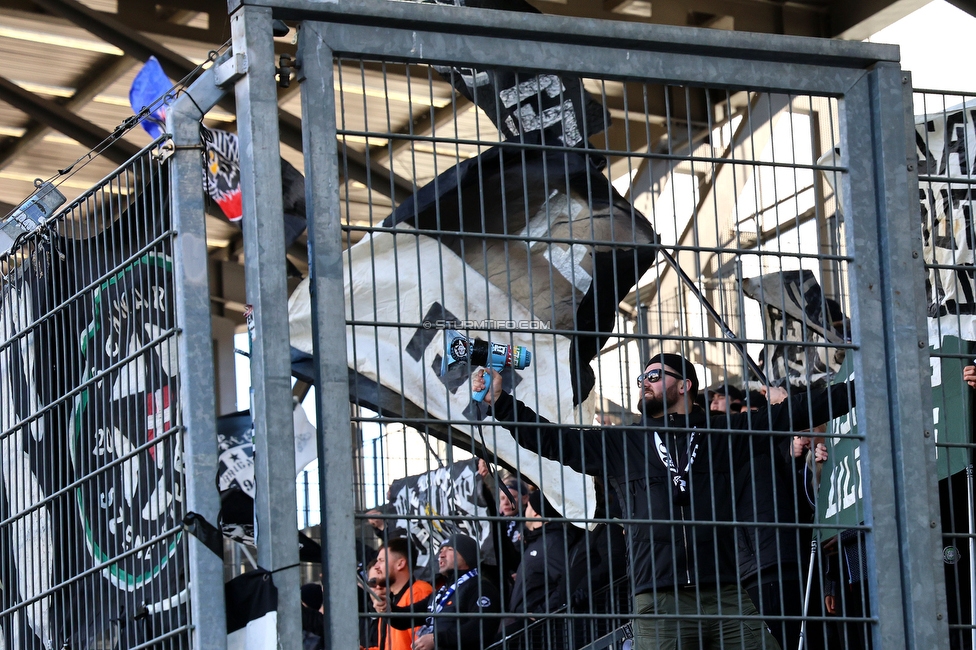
153;140;176;162
277;54;297;88
214;51;248;87
217;11;251;88
153;141;203;163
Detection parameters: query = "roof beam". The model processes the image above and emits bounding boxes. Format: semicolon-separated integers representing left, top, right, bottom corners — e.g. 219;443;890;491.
944;0;976;20
369;96;474;163
0;74;141;166
600;83;714;127
0;4;214;171
530;0;831;36
30;0;413;203
0;54;136;171
0;0;230;44
116;0;229;42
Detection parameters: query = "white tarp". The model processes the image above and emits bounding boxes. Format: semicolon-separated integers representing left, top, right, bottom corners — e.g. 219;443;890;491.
289;231;596;525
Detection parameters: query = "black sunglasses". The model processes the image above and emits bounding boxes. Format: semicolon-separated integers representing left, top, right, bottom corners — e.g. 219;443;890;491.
636;368;684;387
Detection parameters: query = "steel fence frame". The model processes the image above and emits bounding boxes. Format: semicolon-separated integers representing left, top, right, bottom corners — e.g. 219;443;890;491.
218;1;947;648
167;56;232;650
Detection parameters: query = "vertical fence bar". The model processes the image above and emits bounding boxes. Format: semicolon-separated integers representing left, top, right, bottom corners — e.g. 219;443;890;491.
900;69;953;645
841;63;949;649
231;5;302;648
841;69;904;649
168;64;229;649
297;21;359;649
875;61;950;646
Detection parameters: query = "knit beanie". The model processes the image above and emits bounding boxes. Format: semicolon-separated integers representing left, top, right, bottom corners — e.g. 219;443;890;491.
527;489;561;519
442;533;480;568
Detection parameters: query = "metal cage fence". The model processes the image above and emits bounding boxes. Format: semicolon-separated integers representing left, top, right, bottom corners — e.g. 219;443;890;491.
335;62;860;649
214;2;947;650
0;140;189;649
1;7;957;650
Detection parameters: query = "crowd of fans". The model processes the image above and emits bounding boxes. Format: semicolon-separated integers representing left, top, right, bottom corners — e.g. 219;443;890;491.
342;466;630;650
299;355;875;650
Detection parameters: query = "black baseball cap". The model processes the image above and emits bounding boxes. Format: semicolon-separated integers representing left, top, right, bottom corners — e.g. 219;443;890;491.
646;353;700;397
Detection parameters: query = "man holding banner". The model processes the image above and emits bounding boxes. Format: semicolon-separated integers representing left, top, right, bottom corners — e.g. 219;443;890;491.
475;352;853;650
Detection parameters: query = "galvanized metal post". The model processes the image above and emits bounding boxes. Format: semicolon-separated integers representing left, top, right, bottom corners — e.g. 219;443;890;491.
899;70;953;646
297;21;359;648
840;63;949;649
231;5;302;648
167;60;230;650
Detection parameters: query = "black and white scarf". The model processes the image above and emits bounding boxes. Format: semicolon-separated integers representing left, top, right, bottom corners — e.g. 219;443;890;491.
653;429;700;505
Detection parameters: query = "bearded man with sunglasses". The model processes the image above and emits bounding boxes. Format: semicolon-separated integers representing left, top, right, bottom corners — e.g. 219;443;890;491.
472;353;852;650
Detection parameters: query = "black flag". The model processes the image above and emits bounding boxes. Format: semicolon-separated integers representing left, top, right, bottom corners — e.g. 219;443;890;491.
0;161;189;648
420;0;611;147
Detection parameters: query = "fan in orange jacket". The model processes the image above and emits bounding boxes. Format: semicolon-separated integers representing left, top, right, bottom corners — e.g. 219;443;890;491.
367;538;433;650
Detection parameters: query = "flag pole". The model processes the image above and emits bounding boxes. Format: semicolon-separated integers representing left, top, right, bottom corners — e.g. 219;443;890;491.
656;247;769;385
799;452;823;650
799;538;818;650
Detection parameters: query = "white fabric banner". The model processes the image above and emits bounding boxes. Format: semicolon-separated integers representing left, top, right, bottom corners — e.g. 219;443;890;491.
0;276;53;648
226;612;277;650
821;117;976;346
289;231;596;525
916;105;976;343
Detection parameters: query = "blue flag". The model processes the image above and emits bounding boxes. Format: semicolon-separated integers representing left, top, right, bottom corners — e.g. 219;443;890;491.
129;56;172;139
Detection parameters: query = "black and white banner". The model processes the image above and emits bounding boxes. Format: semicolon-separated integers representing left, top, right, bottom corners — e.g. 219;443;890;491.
0;252;55;649
823;105;976;344
65;180;189;649
225;570;278;650
289;143;657;525
216;404;318;544
415;0;610;148
381;145;657;406
741;269;850;388
0;162;189;648
386;459;490;571
916;104;976;342
289;228;594;523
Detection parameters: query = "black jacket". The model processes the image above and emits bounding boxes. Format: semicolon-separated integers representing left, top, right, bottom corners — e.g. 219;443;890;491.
735;436;805;587
570;522;628;610
508;522;584;616
389;569;502;649
490;384;852;595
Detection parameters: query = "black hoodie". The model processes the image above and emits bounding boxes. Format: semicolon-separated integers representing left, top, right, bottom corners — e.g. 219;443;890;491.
388;567;502;649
